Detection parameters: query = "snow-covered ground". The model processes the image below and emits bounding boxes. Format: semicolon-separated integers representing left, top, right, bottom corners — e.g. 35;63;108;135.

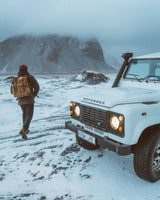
0;74;160;200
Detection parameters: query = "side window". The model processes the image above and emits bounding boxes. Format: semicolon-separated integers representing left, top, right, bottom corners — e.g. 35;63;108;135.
149;61;160;81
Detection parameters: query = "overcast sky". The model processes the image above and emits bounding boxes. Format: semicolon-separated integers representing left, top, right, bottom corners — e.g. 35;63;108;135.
0;0;160;60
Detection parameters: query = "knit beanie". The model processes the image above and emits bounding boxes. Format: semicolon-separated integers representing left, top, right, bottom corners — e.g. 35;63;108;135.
19;65;28;72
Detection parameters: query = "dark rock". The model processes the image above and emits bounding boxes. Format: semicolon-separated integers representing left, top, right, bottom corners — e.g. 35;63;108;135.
0;35;115;74
80;174;91;179
33;176;45;181
84;156;92;163
34;151;45;158
0;174;5;181
54;194;72;200
61;143;80;156
72;70;109;84
13;193;35;198
47;43;61;63
39;196;47;200
81;41;105;62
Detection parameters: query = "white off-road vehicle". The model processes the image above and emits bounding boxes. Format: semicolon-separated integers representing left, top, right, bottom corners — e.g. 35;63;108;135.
65;52;160;182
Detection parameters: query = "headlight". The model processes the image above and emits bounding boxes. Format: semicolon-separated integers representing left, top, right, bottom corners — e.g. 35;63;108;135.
110;114;124;134
110;116;120;130
74;105;80;116
70;102;80;118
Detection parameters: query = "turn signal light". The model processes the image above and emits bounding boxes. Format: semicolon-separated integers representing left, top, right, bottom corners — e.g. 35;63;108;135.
119;126;123;132
70;110;74;115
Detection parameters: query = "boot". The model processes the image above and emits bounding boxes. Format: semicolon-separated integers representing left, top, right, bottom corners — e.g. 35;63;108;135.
22;132;28;140
19;127;29;135
20;127;29;140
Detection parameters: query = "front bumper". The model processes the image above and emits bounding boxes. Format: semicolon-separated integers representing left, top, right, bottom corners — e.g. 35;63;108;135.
65;121;132;155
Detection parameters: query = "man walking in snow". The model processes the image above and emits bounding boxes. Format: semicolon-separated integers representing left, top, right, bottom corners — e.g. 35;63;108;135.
14;65;39;139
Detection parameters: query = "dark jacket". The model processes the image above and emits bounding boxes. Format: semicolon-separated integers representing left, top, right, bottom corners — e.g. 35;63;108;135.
17;71;40;105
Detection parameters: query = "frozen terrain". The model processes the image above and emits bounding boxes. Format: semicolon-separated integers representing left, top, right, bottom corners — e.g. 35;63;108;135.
0;74;160;200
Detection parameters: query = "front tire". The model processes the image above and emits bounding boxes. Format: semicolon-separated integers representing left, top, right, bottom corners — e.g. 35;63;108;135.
76;135;100;150
134;131;160;182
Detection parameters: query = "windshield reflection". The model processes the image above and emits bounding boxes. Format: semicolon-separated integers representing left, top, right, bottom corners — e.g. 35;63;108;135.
124;59;160;81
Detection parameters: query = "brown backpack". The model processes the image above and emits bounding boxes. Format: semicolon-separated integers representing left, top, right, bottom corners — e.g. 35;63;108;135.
11;75;32;97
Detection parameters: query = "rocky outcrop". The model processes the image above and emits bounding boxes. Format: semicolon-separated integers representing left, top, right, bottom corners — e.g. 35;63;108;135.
0;35;115;74
71;70;109;84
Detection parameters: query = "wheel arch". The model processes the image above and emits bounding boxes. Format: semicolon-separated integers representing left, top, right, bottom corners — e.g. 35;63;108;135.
133;124;160;182
131;123;160;153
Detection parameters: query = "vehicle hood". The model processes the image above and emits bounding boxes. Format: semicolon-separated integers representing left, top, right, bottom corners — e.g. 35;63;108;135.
81;87;160;108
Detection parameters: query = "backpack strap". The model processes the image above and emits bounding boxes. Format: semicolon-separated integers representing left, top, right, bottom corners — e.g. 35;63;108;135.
10;77;15;94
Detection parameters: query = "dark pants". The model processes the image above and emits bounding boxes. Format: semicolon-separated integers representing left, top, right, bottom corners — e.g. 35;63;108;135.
20;104;34;130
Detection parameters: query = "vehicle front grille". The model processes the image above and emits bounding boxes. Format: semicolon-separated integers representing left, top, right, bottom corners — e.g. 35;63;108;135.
79;104;109;132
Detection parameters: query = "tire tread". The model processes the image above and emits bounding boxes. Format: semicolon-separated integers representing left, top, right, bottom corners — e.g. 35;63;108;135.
134;131;160;182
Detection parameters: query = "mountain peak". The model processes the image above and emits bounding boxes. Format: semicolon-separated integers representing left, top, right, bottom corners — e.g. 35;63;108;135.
0;34;115;74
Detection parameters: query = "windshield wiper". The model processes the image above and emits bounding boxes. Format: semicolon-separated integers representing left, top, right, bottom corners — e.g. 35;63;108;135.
144;75;160;81
127;73;142;82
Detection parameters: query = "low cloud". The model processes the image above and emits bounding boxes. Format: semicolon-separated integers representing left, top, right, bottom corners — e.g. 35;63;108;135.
0;0;160;56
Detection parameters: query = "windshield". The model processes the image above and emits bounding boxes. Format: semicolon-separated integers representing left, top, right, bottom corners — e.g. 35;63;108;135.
124;59;160;81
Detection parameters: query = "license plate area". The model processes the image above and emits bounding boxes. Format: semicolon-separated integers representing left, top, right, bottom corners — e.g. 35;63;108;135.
78;130;96;145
